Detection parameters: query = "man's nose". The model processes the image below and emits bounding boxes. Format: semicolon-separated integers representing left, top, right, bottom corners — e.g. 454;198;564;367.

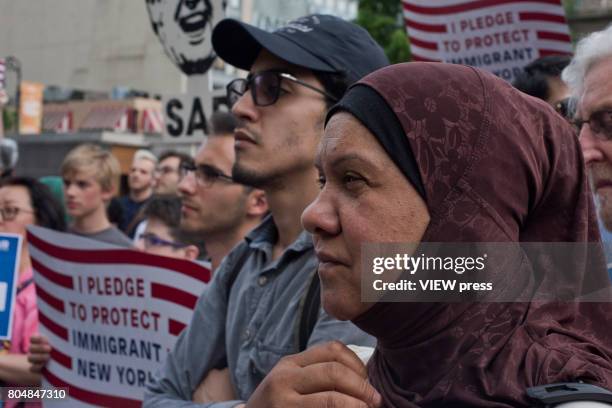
178;172;196;196
580;124;605;164
232;89;259;124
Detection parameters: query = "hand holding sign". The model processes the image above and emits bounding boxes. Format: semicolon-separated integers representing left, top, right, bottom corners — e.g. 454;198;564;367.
28;334;51;373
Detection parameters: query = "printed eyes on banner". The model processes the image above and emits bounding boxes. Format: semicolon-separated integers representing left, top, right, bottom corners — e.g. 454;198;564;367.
145;0;227;76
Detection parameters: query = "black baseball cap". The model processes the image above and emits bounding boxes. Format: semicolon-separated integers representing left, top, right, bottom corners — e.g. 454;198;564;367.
211;14;389;83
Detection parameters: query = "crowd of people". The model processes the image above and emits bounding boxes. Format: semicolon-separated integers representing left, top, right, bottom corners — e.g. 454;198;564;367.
0;13;611;408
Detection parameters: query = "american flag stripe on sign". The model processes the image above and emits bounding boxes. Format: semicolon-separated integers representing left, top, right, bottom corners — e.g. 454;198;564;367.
27;225;211;407
402;0;572;81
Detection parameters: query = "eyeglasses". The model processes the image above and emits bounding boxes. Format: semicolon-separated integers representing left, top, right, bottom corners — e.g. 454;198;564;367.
554;98;575;120
156;165;179;176
0;206;34;221
179;162;235;187
140;232;187;250
226;70;338;108
573;110;612;140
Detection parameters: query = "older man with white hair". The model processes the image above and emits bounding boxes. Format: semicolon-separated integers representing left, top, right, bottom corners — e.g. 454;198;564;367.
563;23;612;278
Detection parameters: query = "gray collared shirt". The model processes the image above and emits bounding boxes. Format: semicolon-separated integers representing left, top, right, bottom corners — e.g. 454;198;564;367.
144;215;374;408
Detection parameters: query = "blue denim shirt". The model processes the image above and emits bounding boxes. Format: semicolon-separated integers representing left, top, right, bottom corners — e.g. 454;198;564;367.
144;215;375;408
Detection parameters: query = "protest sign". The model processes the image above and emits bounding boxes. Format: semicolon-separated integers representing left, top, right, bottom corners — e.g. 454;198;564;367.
162;75;211;140
0;233;22;341
27;225;211;407
402;0;572;81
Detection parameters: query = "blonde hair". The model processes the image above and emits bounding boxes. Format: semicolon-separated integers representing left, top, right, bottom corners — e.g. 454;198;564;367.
61;144;121;193
132;149;158;166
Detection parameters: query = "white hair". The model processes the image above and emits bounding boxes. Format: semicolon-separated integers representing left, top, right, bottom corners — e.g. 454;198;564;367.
132;149;158;165
562;23;612;98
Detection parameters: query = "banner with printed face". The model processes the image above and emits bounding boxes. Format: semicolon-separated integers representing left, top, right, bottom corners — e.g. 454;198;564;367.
145;0;225;138
0;233;22;341
402;0;572;82
27;226;211;407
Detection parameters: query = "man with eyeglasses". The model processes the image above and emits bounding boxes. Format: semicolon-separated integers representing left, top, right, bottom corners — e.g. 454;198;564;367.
144;14;388;408
176;110;268;271
563;23;612;279
154;150;193;195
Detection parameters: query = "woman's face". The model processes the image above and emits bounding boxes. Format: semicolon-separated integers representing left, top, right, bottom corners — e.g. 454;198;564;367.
302;112;431;321
0;185;36;239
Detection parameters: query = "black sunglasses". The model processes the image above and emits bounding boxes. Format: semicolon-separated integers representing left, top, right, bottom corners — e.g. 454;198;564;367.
226;70;338;107
573;109;612;140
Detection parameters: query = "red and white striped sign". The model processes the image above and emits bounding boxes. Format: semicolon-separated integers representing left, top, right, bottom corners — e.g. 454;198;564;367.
403;0;572;81
27;225;211;407
0;59;5;90
42;110;73;134
140;107;164;134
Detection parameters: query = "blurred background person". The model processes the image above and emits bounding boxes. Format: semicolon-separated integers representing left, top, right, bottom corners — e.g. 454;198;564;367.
61;144;131;246
119;149;157;237
0;177;65;390
136;194;205;261
513;55;573;119
177;111;268;271
106;196;125;229
0;138;18;181
132;151;193;243
154;150;193;195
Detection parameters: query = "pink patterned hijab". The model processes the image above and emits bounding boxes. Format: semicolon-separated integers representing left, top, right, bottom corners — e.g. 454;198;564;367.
327;63;612;407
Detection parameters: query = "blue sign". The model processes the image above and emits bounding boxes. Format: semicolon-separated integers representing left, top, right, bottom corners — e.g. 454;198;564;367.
0;233;22;340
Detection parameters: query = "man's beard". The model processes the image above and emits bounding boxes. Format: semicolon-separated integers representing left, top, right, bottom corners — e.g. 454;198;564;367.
232;160;278;190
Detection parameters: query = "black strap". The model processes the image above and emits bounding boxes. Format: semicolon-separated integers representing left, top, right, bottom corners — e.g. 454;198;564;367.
527;382;612;405
214;248;252;370
297;269;321;352
17;278;34;295
226;248;252;299
226;247;321;353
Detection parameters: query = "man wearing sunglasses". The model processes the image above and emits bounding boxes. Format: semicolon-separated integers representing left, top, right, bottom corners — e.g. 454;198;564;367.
144;14;388;408
563;23;612;279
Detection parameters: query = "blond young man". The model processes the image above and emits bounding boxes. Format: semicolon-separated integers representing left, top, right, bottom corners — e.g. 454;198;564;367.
29;145;136;375
61;144;132;247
